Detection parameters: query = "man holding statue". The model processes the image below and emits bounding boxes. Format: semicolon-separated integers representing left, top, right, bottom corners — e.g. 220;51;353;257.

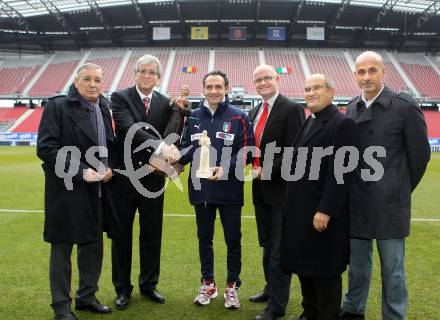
175;70;255;310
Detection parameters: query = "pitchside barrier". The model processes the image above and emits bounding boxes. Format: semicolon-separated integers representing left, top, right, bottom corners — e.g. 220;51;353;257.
429;138;440;152
0;132;37;146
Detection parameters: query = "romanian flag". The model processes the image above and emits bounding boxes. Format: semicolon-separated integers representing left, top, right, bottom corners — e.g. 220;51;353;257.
182;66;197;73
277;67;293;74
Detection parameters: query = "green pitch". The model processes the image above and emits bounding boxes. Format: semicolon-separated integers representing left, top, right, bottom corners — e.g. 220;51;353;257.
0;147;439;319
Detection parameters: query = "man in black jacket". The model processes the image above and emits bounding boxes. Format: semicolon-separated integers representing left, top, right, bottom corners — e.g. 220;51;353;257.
340;51;430;320
37;63;118;320
249;65;305;320
281;74;359;320
110;54;182;310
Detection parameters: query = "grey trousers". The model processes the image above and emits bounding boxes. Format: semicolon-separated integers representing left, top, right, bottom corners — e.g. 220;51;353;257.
49;240;103;315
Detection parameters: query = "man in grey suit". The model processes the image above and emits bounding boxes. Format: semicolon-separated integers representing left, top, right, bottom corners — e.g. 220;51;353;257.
340;51;430;320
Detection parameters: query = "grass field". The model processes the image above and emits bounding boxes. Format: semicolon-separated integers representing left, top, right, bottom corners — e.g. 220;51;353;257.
0;146;439;320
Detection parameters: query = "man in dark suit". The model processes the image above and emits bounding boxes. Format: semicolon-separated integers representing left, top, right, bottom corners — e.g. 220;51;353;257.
281;74;359;320
111;54;181;310
340;51;430;320
37;63;118;320
249;65;305;320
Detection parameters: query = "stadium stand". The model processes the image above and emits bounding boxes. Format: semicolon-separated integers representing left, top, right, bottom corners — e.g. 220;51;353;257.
214;48;260;95
0;107;27;124
264;48;306;99
0;48;439;102
27;52;83;97
306;49;358;98
117;48;169;91
86;48;126;93
423;110;440;139
0;57;44;95
395;53;440;100
11;108;44;133
167;48;209;97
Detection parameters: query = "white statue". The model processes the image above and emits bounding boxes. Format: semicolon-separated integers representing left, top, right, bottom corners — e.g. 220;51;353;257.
196;130;213;178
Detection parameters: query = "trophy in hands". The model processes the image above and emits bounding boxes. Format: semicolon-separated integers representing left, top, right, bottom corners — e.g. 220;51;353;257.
196;130;214;179
148;143;181;179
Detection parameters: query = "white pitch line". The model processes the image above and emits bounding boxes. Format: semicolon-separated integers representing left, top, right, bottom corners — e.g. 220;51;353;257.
0;208;44;213
0;208;439;222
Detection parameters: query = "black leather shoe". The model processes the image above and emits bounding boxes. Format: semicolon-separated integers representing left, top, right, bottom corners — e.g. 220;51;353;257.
255;308;284;320
340;310;365;320
114;293;130;310
249;290;269;302
75;300;112;313
141;288;166;304
54;312;78;320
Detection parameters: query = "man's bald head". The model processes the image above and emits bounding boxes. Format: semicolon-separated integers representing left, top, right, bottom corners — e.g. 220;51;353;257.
354;51;386;100
354;51;384;69
253;64;280;101
253;65;277;78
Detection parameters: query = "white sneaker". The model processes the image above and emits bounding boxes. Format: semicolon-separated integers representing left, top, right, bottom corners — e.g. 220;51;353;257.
194;280;218;305
224;283;240;309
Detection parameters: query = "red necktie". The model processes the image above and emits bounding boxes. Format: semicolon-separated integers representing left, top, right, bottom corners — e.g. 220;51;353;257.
253;102;269;168
143;97;150;115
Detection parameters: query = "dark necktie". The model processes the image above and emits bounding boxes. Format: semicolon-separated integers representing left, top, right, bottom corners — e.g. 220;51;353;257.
253;102;269;168
356;100;366;120
143;97;150;115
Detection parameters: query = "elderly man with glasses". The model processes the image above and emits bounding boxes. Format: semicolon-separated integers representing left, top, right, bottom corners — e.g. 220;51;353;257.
110;54;186;310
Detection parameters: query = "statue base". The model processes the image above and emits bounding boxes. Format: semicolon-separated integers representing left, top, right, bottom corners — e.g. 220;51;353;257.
196;168;213;179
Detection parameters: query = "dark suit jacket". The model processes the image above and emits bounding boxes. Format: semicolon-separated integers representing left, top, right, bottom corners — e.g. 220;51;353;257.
249;93;305;206
111;86;172;193
37;84;120;244
280;104;359;277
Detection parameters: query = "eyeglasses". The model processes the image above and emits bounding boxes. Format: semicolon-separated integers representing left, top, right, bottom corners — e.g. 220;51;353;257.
304;85;326;93
253;75;276;84
137;69;158;77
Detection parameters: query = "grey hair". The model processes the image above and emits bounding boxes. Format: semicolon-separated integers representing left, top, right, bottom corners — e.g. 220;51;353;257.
306;73;334;89
75;63;102;79
323;76;334;89
134;54;162;78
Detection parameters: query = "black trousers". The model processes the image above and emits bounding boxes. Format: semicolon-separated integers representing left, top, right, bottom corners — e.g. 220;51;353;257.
255;204;292;315
49;240;103;315
111;185;164;295
195;204;242;286
298;275;342;320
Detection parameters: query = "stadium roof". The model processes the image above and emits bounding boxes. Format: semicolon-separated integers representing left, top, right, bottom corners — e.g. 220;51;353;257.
0;0;439;52
1;0;439;18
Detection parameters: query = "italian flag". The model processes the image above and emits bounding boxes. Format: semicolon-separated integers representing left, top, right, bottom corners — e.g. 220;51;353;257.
277;67;293;74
